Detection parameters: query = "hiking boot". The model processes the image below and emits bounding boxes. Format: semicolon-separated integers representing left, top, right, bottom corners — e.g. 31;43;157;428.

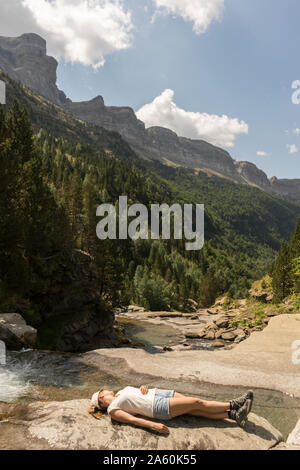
230;390;253;412
229;399;252;428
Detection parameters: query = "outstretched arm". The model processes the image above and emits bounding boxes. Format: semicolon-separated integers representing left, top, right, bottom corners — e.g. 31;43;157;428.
110;409;170;435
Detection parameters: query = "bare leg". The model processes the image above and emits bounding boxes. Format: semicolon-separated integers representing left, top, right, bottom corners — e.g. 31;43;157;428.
173;393;228;420
169;397;230;419
189;410;228;420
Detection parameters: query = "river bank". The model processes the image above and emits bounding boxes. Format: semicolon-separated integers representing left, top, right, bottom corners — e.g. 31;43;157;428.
0;313;300;448
85;314;300;398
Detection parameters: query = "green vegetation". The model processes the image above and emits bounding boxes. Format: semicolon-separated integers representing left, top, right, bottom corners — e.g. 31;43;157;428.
272;216;300;302
0;70;300;323
228;298;267;330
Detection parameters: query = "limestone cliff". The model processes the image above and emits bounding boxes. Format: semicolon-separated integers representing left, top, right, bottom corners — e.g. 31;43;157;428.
270;176;300;203
0;33;69;106
0;33;299;202
65;97;241;181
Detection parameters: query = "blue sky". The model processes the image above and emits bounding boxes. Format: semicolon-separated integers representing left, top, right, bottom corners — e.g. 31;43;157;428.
2;0;300;178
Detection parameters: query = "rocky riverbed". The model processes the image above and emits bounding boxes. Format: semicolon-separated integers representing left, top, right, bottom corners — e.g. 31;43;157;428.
95;314;300;398
0;307;299;450
116;296;288;351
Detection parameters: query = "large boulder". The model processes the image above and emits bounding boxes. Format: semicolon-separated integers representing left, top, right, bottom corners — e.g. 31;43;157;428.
0;400;283;450
32;249;118;352
216;316;230;329
249;276;273;303
56;309;117;352
0;313;37;350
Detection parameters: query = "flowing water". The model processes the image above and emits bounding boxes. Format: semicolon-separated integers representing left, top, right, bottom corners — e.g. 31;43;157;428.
0;350;123;403
1;334;300;441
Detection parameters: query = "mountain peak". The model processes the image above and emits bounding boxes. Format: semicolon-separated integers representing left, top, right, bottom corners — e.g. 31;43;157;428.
0;33;68;106
0;33;299;202
19;32;46;47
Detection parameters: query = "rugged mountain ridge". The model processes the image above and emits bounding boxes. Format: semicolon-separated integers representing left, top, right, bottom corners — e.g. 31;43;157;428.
64;96;241;181
0;33;69;106
0;33;299;202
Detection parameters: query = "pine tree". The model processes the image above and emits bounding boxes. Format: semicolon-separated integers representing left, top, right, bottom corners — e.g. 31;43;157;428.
67;170;83;244
294;257;300;293
290;216;300;258
272;241;294;303
199;272;218;308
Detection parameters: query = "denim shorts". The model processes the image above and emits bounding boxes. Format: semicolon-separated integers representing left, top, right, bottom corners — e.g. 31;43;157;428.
153;389;174;420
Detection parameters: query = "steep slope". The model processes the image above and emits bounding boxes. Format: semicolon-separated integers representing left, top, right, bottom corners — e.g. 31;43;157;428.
1;68;300;312
0;33;299;202
64;97;244;182
1;68;299;250
0;70;137;163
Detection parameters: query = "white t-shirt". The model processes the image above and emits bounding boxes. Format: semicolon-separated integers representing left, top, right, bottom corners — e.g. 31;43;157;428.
107;386;157;418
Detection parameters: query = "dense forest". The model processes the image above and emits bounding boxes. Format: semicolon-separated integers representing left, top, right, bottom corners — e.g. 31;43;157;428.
0;72;300;331
272;216;300;303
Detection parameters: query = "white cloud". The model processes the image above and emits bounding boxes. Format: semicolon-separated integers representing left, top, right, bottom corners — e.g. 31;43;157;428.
136;89;248;148
152;0;224;34
256;151;268;157
0;0;133;68
293;128;300;135
286;144;299;154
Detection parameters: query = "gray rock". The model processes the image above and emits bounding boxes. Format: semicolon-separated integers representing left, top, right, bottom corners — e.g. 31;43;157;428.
215;329;227;339
34;249;118;352
270;176;300;204
205;321;218;330
264;307;279;317
197;329;207;338
213;341;225;348
216;317;230;329
204;331;216;340
0;324;22;350
0;33;299;203
0;313;37;350
234;335;246;344
57;310;116;352
221;332;237;341
233;328;246;337
0;400;283;450
184;332;201;339
207;309;219;315
127;305;145;313
0;33;69;106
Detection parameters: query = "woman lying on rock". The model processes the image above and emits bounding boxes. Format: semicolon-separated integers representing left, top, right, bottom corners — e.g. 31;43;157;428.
89;386;253;435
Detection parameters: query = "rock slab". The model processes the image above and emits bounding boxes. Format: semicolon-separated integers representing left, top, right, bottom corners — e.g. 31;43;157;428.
0;399;283;450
